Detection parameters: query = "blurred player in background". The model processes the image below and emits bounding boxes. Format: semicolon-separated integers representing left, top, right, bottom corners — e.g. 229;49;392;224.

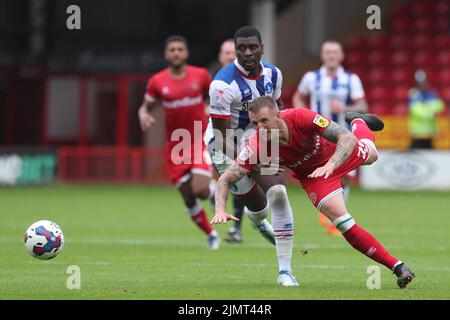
138;35;220;250
212;39;246;244
408;69;445;149
292;40;368;236
207;26;295;256
212;96;415;288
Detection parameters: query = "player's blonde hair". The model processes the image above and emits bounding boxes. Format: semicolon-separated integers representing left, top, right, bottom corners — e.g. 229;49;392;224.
249;96;277;113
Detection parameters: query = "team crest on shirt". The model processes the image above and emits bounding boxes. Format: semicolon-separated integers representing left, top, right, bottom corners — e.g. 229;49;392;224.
265;82;273;94
162;86;170;95
309;192;317;204
213;89;224;104
312;114;329;128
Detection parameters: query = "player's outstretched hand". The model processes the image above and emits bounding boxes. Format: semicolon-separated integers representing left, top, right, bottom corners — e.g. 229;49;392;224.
139;113;156;131
210;212;240;225
308;163;335;179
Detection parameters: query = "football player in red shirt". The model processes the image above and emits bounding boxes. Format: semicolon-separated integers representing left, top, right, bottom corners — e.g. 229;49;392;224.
211;96;415;288
138;35;219;250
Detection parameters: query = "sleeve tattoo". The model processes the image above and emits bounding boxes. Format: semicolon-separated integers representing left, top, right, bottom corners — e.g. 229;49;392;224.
321;122;358;169
215;162;248;211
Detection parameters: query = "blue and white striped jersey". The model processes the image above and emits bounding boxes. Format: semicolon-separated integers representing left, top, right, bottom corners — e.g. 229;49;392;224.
206;59;282;143
297;66;365;127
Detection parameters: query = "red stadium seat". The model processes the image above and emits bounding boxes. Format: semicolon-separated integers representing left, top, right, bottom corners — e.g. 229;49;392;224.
437;69;450;85
369;102;391;115
367;34;389;49
435;0;450;16
434;17;449;33
390;3;410;19
367;86;391;103
438;87;450;103
412;33;432;49
391;18;411;33
391;51;412;67
436;51;450;67
425;69;439;86
413;18;434;32
392;86;411;104
367;68;390;85
367;51;390;66
410;0;433;16
433;35;450;50
391;68;414;86
392;103;409;116
346;35;366;51
346;66;366;79
345;51;366;66
389;34;411;50
413;51;434;68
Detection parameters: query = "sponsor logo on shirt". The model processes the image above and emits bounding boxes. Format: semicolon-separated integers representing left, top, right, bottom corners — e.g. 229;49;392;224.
287;135;321;168
211;104;228;112
312;114;329;128
242;88;252;100
162;94;202;109
162;86;170;95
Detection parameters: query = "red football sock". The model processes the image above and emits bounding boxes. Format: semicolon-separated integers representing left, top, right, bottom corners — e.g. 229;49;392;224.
351;118;375;142
188;205;214;235
343;224;399;270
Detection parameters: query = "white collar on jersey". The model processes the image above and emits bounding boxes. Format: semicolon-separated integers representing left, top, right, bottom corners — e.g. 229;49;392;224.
234;59;265;77
320;65;346;77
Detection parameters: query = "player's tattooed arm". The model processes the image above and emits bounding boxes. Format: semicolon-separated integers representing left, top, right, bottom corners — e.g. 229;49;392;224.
211;162;246;224
309;122;358;178
322;122;358;168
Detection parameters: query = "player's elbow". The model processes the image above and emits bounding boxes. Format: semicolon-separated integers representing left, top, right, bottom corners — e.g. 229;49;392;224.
340;132;358;148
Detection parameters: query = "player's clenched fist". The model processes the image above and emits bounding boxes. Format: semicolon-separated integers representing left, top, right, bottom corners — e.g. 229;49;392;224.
210;211;240;225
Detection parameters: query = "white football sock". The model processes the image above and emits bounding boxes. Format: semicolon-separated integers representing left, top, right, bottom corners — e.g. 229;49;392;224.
244;204;269;225
208;179;216;211
267;185;294;272
186;203;203;217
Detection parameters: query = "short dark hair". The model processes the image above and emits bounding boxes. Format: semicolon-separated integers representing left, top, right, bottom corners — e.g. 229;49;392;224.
249;96;277;113
164;35;188;50
233;26;262;44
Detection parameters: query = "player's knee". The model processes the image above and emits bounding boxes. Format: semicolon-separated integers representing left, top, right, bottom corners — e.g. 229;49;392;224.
319;202;342;221
191;185;210;200
266;184;288;207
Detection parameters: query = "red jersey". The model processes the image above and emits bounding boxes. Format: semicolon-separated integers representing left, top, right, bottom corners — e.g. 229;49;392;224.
145;65;211;147
238;107;336;179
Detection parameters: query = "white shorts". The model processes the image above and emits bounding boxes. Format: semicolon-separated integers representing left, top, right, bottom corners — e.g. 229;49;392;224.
207;137;255;196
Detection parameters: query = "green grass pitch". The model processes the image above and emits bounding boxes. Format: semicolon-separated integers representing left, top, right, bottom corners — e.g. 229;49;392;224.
1;185;449;300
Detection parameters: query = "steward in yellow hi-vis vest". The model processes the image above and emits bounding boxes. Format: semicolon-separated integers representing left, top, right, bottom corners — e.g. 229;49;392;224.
408;70;445;149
